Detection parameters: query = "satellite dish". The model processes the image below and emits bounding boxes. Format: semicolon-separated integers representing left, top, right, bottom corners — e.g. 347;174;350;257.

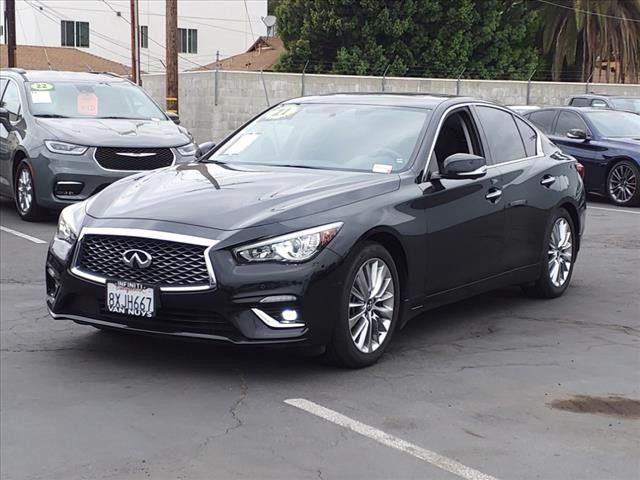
262;15;276;28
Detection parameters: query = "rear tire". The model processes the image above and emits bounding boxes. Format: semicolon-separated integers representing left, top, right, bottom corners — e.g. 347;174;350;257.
606;160;640;207
523;208;576;299
324;242;400;368
14;160;45;221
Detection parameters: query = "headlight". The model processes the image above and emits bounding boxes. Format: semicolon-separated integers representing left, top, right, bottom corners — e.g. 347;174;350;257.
45;140;88;155
177;143;197;156
234;222;343;263
56;202;86;243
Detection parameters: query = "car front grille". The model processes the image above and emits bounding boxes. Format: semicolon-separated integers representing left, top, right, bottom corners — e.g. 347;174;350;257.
74;234;212;288
94;147;174;170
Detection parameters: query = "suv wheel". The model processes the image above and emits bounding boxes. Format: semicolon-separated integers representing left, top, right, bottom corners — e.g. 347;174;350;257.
15;161;45;221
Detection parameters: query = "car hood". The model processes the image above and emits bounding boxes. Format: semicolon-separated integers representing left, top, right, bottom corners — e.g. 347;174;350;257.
35;118;191;148
86;163;400;230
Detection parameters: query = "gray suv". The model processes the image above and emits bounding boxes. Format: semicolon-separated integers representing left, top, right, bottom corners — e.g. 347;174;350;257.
0;69;197;220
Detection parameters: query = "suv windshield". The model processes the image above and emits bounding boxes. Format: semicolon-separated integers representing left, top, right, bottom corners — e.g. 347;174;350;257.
585;110;640;138
208;103;430;173
26;80;166;120
610;97;640;114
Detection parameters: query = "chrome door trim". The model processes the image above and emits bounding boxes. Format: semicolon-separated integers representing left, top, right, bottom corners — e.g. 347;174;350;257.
70;227;219;292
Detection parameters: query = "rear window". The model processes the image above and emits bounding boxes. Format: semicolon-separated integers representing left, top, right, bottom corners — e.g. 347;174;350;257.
526;110;556;134
569;97;590;107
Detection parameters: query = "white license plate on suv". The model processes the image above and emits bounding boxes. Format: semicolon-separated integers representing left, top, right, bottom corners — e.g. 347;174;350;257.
106;281;155;317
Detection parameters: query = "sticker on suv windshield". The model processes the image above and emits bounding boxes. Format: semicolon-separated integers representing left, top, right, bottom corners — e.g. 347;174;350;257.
30;82;54;91
372;164;393;173
77;93;99;116
30;90;52;104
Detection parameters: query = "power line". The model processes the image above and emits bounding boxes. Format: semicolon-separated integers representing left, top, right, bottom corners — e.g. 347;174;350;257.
243;0;255;40
533;0;640;23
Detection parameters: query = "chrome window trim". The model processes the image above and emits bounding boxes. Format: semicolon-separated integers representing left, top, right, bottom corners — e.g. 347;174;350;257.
70;227;219;292
92;147;176;173
422;102;543;181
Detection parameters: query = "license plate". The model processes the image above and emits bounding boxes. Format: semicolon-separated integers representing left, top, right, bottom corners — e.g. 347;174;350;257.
106;281;155;317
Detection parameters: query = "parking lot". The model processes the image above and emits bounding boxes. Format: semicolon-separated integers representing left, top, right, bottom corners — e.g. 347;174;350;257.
1;197;638;480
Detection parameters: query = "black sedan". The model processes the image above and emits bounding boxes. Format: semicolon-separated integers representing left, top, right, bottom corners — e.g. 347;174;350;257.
46;94;586;367
525;107;640;207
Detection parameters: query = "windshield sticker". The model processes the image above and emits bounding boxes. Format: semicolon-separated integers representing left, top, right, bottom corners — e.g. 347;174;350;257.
264;104;301;120
30;90;52;104
223;132;261;155
30;82;54;91
77;92;99;116
372;164;393;174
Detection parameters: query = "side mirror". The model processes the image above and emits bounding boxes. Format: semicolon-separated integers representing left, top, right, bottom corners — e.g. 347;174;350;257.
440;153;487;180
196;141;216;158
0;107;10;128
166;111;180;125
566;128;588;140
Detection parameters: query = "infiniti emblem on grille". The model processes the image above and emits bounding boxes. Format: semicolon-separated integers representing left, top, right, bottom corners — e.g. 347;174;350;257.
122;249;153;269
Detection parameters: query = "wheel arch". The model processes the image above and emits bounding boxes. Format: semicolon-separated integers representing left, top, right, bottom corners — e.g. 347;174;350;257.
559;201;581;251
11;149;28;191
604;155;638;179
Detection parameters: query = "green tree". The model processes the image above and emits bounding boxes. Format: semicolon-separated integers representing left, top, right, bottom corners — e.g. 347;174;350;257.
274;0;540;79
538;0;640;83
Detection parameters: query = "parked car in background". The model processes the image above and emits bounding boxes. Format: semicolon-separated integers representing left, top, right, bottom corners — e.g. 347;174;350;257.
567;94;640;115
47;94;586;367
0;69;198;221
525;107;640;206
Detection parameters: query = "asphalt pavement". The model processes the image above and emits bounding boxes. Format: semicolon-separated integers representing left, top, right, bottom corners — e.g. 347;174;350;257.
1;196;639;480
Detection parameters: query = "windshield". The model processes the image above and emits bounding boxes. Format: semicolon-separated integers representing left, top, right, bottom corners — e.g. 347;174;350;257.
610;98;640;114
26;80;166;120
585;110;640;138
208;103;430;173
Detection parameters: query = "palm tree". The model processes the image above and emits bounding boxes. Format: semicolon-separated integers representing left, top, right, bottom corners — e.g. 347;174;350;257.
538;0;640;83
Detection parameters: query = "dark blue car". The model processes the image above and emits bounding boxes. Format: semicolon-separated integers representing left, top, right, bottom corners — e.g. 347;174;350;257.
525;107;640;207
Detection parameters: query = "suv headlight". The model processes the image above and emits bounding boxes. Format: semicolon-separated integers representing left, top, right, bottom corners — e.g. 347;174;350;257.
45;140;88;155
56;202;86;243
176;142;197;156
234;222;343;263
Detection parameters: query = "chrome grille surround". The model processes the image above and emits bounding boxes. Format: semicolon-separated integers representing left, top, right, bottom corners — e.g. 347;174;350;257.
71;228;219;292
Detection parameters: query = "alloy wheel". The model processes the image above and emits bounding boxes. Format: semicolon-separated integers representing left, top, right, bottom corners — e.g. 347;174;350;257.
608;163;637;204
348;258;395;354
17;168;33;215
547;217;573;288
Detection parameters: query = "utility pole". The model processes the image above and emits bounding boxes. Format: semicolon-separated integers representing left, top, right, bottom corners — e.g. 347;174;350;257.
5;0;16;67
129;0;138;84
165;0;178;114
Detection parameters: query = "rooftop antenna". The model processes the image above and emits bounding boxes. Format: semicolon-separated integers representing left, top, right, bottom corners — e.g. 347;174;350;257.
262;15;276;37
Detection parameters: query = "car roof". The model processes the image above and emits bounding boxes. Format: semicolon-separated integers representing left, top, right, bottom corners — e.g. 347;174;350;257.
285;93;478;109
1;69;128;83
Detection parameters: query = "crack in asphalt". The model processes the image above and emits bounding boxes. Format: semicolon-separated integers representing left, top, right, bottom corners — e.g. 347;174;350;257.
225;371;248;434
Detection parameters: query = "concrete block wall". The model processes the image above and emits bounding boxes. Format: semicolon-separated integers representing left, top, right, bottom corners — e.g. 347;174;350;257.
141;70;640;143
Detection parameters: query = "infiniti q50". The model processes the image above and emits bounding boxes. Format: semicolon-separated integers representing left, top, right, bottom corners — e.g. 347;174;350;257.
46;94;586;367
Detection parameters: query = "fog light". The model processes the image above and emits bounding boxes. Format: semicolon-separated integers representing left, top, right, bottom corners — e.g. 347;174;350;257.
281;309;298;322
54;181;84;197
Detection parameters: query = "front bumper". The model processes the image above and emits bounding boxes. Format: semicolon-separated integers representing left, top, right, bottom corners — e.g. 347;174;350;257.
30;147;193;210
46;238;346;346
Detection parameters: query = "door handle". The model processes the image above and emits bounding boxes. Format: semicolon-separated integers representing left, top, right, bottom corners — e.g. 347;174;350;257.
485;187;502;203
541;175;556;188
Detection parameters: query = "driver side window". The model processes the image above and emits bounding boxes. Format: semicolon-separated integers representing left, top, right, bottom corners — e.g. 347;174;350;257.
430;108;482;173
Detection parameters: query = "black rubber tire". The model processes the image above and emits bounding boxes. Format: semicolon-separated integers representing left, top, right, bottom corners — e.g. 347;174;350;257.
324;242;401;368
14;160;45;221
522;208;576;299
606;160;640;207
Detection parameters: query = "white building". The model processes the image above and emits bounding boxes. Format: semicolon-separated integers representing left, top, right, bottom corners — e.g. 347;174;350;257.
1;0;268;73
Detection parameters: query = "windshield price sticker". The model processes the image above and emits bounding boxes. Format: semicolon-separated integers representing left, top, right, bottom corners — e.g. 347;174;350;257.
30;82;54;91
265;104;301;120
372;163;393;174
30;90;52;104
77;92;99;116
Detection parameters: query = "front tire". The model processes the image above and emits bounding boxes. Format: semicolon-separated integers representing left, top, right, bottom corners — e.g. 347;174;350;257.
325;242;400;368
606;160;639;207
523;208;576;299
14;161;45;221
